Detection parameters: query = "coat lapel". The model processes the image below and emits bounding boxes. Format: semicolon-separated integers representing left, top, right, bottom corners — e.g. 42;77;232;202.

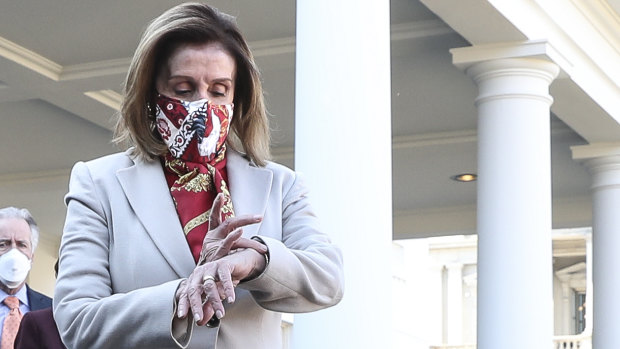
116;155;196;277
26;286;52;311
226;150;273;237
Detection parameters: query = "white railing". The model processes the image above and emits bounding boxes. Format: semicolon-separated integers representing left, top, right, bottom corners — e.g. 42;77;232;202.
553;333;592;349
429;334;591;349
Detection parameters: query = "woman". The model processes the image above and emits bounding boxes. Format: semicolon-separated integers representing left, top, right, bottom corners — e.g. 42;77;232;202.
53;3;344;349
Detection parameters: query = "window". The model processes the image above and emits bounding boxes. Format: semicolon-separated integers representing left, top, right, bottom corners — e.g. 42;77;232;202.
575;292;586;333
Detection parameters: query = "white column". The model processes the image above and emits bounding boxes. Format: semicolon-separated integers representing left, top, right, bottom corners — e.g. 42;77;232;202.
429;264;446;345
446;263;464;345
452;49;559;349
293;1;392;348
560;283;571;334
584;234;593;335
572;145;620;349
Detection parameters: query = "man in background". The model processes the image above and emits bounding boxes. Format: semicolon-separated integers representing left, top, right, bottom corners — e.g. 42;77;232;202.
0;207;52;348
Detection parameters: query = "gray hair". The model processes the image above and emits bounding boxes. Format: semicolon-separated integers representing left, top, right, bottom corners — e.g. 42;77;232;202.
0;207;39;252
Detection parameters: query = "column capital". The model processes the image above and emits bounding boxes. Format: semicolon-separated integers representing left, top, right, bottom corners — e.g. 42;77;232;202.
464;58;559;85
572;143;620;190
572;142;620;161
451;42;560;107
450;40;566;74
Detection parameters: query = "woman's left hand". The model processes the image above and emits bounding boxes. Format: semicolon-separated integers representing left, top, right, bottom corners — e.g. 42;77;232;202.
175;260;235;326
175;246;267;326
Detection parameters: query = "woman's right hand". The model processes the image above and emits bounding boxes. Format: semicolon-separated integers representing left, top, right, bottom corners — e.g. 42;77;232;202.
197;193;265;265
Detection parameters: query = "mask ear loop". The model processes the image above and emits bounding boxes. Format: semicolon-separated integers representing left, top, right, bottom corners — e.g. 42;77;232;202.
146;102;157;132
148;91;166;132
146;90;164;135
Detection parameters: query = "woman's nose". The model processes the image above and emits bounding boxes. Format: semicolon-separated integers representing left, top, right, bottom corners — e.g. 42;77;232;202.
195;86;210;101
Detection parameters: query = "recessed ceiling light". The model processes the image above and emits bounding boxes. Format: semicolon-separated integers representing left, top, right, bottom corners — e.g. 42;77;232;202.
451;173;477;182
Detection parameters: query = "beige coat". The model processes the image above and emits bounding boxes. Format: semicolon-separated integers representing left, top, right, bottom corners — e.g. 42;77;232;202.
53;149;344;349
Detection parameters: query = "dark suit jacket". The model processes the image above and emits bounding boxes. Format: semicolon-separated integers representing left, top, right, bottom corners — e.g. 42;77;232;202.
14;307;66;349
26;285;52;311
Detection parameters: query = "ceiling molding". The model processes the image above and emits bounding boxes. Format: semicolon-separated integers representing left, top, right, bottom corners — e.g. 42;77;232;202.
393;122;580;151
250;20;455;56
393;130;477;149
554;250;587;258
0;169;70;184
487;0;620;126
393;203;476;218
84;89;122;110
0;36;61;80
0;35;299;82
552;226;591;237
390;19;454;41
571;141;620;159
0;19;458;86
268;122;573;163
420;0;527;44
556;261;586;275
251;37;296;57
271;130;481;163
61;58;131;81
428;236;478;250
605;0;620;14
570;0;620;56
0;36;129;82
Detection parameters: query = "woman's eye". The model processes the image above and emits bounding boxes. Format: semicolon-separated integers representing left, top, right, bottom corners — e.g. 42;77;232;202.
174;89;192;96
211;88;227;97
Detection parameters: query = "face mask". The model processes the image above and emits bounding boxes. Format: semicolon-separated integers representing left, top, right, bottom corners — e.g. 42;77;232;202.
155;94;234;162
0;248;32;288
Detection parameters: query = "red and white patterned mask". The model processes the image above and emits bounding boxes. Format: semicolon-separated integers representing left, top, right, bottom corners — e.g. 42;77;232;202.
155;94;233;162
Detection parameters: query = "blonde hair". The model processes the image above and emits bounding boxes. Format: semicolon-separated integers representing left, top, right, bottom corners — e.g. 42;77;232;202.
114;2;270;166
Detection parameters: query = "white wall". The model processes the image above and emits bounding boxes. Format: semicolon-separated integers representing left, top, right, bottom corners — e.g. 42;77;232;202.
28;239;59;296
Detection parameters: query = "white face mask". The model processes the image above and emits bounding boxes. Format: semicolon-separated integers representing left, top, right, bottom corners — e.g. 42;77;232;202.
0;248;32;288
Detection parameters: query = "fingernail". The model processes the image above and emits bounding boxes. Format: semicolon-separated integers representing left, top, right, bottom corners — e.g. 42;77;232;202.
227;296;234;303
216;310;224;319
194;313;201;322
254;215;262;220
177;310;183;318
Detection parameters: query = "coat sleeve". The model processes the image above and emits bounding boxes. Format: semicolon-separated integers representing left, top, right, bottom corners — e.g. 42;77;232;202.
53;161;191;349
239;172;344;312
